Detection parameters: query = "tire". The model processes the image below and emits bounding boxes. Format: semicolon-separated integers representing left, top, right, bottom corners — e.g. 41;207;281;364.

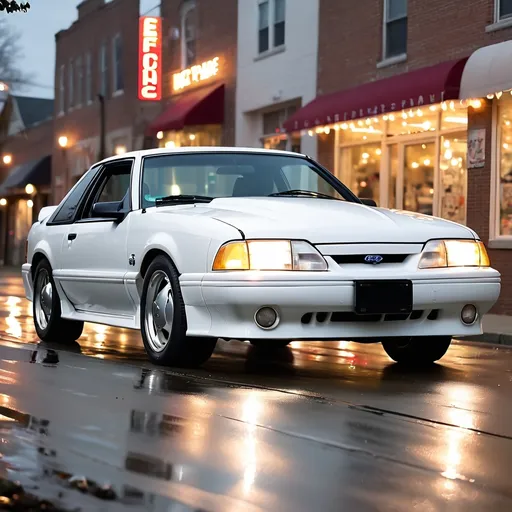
249;340;290;349
140;255;217;367
32;259;84;343
381;336;452;365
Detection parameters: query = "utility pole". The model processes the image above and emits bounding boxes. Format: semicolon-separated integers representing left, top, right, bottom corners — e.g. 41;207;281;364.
97;93;106;160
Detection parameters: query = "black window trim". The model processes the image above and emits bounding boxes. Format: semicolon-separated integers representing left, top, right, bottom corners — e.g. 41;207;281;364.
138;151;361;208
76;157;135;224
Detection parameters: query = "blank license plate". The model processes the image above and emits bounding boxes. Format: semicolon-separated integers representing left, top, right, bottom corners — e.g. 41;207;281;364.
354;280;413;315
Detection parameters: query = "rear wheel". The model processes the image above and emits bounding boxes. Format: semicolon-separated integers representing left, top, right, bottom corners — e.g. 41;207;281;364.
33;259;84;343
381;336;452;365
140;255;217;367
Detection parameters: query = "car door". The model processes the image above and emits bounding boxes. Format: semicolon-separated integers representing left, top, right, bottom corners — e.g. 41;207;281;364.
56;159;136;317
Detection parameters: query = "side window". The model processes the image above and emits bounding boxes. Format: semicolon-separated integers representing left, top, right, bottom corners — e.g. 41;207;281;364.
80;160;133;219
49;166;101;224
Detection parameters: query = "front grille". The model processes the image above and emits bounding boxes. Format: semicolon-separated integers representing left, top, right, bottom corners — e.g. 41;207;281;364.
331;254;409;264
301;309;440;324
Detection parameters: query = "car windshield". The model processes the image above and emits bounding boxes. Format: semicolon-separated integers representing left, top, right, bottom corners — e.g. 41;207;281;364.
140;152;356;207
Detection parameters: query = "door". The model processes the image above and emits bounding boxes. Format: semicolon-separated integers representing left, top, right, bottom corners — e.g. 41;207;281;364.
57;160;136;317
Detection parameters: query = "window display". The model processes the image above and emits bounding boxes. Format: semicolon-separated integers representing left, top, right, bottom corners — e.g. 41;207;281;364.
499;97;512;236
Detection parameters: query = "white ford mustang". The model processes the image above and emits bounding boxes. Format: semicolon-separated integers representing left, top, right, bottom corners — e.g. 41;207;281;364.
22;147;500;367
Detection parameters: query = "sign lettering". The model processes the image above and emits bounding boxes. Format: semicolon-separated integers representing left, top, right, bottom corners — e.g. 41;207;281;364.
138;16;162;101
172;57;220;92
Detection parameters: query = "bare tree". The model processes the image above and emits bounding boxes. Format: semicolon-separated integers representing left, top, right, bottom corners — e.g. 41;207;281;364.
0;18;33;91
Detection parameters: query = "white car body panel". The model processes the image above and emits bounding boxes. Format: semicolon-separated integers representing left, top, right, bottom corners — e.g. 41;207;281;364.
22;147;501;343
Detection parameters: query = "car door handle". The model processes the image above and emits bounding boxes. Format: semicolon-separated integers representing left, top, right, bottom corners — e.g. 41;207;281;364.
68;233;77;241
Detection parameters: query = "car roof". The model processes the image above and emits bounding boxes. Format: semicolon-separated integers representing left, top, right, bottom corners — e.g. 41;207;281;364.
95;146;307;166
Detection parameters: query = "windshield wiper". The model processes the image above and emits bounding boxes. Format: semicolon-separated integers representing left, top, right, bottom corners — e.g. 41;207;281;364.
269;189;340;200
155;194;214;206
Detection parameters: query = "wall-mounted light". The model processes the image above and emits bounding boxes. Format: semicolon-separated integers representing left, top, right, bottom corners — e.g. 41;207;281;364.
0;198;6;206
25;183;35;195
0;82;8;92
156;131;164;140
58;136;68;148
115;145;127;155
2;154;12;165
27;199;33;208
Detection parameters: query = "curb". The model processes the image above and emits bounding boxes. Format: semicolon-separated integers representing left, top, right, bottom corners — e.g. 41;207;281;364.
455;333;512;346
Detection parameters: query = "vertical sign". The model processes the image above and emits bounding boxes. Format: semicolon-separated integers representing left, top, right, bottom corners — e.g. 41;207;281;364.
138;16;162;101
468;128;485;169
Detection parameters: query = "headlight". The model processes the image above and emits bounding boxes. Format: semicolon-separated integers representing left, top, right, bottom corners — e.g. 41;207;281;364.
418;239;490;269
212;240;328;271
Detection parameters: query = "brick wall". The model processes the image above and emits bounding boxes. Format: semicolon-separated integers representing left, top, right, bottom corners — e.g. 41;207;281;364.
52;0;160;200
160;0;237;145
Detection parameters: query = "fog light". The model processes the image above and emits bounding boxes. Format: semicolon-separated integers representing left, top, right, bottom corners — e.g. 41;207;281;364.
461;304;478;325
254;307;279;330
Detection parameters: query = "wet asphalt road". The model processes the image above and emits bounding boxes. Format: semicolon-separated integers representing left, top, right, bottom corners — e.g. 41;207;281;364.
0;270;511;511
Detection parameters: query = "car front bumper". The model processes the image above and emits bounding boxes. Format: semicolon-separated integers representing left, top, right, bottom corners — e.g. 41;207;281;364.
181;269;501;340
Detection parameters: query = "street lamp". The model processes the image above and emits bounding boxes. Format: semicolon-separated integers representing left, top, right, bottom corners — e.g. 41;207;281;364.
115;145;126;155
0;199;6;206
2;154;12;165
25;183;35;195
58;136;68;148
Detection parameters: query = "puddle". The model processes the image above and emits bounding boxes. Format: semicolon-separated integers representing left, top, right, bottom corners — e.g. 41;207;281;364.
0;403;211;511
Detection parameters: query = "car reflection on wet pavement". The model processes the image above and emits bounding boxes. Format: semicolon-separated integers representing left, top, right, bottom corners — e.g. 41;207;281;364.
0;271;510;510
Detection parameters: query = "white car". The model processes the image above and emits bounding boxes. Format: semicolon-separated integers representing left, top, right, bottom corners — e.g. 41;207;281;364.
22;147;500;367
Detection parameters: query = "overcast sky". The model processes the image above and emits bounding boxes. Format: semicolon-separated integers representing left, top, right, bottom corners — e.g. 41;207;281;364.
5;0;159;99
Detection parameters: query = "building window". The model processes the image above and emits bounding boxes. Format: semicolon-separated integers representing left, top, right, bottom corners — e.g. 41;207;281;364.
498;0;512;21
85;52;92;104
112;34;124;94
75;56;82;107
181;1;196;68
68;59;74;109
498;96;512;236
258;0;285;55
274;0;285;47
99;42;108;97
58;64;65;113
383;0;407;59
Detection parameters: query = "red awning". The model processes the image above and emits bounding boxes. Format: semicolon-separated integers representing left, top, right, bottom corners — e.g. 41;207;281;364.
146;83;224;136
283;58;469;132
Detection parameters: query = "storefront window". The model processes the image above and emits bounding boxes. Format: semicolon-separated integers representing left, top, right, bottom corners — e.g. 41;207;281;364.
403;142;435;215
160;125;222;149
339;119;383;143
339;143;381;202
440;133;467;224
441;102;468;131
499;97;512;236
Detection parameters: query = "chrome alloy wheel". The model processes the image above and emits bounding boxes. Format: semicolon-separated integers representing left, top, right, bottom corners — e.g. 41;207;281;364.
144;270;174;353
35;269;52;330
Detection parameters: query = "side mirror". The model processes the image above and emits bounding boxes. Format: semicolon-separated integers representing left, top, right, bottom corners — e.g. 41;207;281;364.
359;198;377;207
92;201;126;221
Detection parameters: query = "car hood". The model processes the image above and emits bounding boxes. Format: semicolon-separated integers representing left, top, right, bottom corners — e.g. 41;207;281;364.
164;197;476;244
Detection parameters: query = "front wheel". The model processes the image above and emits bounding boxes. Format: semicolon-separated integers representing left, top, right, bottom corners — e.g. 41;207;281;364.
381;336;452;365
140;255;217;367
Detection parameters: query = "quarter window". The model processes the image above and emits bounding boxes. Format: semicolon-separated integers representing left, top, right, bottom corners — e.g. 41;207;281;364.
49;166;101;224
383;0;407;59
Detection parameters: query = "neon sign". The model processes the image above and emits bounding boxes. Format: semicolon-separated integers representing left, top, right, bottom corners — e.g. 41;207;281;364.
138;16;162;101
172;57;220;92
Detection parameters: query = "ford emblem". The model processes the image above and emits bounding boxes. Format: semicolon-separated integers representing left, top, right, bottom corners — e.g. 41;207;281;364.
364;255;384;264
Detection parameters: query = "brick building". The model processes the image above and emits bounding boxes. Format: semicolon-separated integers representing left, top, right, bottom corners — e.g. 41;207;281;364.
145;0;237;149
0;95;54;265
283;0;512;315
52;0;160;203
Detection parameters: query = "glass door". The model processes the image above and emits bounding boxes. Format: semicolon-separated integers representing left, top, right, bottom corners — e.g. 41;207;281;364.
401;141;436;215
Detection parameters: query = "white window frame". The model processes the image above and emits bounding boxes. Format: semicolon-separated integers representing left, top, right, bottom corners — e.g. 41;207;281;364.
99;42;107;97
75;56;83;108
112;34;124;96
58;64;65;115
495;0;512;22
68;59;74;109
85;52;92;105
180;0;196;69
382;0;408;63
257;0;286;57
489;99;512;247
